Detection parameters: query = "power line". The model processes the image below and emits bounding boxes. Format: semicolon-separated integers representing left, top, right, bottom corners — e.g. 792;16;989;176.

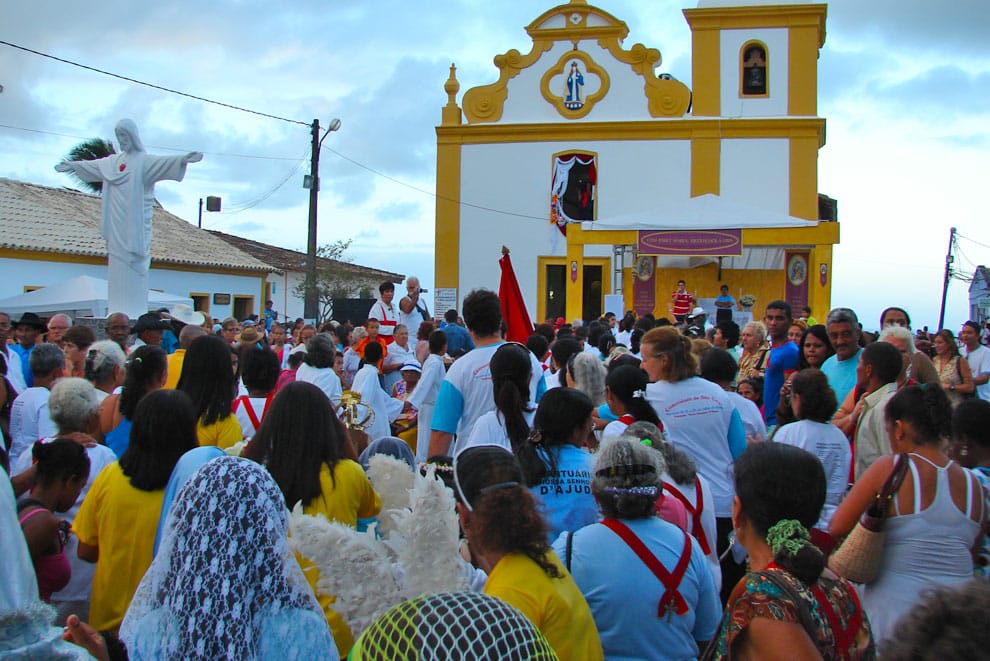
0;40;553;222
956;231;990;252
0;40;311;128
323;145;547;221
0;123;302;161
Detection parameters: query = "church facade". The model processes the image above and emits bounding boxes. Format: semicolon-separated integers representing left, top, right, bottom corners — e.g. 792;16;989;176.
434;0;837;323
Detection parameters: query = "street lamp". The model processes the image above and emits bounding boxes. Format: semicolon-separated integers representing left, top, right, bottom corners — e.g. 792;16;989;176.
304;117;342;322
198;195;221;229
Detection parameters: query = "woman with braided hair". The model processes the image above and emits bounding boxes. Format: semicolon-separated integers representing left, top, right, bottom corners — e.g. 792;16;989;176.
552;438;720;660
453;445;603;661
708;442;875;659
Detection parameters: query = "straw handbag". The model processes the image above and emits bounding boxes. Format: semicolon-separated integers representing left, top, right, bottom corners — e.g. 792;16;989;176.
828;453;910;584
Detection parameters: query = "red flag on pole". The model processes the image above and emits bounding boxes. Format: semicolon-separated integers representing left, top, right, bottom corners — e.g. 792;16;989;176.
498;246;534;344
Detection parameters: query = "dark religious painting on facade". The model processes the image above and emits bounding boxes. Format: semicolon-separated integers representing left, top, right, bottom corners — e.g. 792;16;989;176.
550;152;597;236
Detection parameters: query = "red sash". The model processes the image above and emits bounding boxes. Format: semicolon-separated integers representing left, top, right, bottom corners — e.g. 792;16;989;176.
661;479;712;555
233;393;274;431
601;518;692;618
617;414;636;426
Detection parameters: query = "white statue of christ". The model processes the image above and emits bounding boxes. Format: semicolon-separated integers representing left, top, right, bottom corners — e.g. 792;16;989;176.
55;119;203;318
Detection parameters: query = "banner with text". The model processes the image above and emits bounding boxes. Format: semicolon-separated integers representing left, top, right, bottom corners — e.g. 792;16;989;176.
638;230;743;256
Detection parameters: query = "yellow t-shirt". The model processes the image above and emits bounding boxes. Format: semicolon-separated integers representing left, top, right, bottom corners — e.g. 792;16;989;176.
163;350;185;390
292;460;380;656
484;552;604;661
72;462;165;632
301;460;381;527
196;413;242;450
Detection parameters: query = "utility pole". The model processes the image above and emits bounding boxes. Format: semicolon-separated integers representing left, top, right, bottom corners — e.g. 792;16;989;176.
305;119;320;322
304;118;342;322
938;227;956;331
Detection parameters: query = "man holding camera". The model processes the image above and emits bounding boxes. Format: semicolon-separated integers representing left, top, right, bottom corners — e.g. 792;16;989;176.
399;275;431;329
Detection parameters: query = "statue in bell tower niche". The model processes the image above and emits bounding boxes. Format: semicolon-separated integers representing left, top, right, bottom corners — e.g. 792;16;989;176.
564;61;585;110
742;44;767;95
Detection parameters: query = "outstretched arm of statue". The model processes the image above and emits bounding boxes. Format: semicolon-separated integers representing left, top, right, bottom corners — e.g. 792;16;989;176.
184;152;204;163
54;158;104;182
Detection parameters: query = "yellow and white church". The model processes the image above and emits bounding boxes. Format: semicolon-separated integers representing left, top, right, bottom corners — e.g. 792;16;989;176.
434;0;837;323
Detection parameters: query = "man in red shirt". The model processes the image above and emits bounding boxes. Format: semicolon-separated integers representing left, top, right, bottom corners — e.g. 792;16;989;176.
670;280;694;324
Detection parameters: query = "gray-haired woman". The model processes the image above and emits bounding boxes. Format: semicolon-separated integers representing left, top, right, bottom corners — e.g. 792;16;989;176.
83;340;126;401
551;437;720;661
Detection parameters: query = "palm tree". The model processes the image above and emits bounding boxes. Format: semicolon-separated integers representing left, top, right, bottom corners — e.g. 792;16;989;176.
60;138;116;194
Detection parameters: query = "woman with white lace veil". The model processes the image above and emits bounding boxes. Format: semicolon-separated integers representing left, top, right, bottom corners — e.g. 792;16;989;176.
120;456;337;660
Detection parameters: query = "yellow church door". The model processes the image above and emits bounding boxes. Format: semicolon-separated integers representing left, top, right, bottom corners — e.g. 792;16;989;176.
538;257;609;323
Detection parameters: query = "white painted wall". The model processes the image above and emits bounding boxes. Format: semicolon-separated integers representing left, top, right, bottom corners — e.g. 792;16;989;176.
0;258;264;320
719;138;790;214
458;139;692;315
498;40;669;124
719;28;789;118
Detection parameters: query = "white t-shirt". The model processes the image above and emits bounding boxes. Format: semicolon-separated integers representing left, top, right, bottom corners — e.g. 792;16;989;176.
963;344;990;402
367;300;398;338
1;349;27;395
727;391;767;442
295;364;342;404
350;364;403;442
458;408;535;455
398;296;430;332
8;386;57;462
646;377;742;518
383;341;418;393
661;472;721;591
232;394;273;440
772;419;852;529
431;342;545;445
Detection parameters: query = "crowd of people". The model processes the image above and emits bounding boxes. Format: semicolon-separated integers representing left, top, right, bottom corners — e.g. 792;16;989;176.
2;278;990;659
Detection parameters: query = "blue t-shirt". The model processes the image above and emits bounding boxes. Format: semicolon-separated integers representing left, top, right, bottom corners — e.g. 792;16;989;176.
11;343;34;388
763;340;800;426
552;517;721;661
529;444;598;543
821;347;863;405
442;324;474;356
105;417;133;458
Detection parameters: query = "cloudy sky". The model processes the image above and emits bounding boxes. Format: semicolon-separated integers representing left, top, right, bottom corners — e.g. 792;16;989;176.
1;0;986;331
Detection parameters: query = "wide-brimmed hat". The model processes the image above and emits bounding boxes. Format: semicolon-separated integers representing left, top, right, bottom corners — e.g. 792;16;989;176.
689;307;706;318
168;304;206;327
12;312;46;330
131;312;171;334
236;325;262;345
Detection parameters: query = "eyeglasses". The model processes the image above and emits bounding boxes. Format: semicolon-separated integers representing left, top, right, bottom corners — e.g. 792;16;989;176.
48;325;70;332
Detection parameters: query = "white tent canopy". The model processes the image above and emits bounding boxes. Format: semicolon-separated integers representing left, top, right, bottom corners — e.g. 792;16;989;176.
582;193;820;231
0;275;193;318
